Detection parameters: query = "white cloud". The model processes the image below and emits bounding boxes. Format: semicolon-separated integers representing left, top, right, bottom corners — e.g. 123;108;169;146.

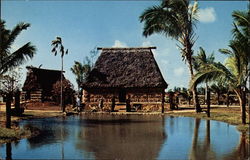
142;41;152;47
161;59;169;65
198;7;216;23
174;67;185;77
112;40;128;48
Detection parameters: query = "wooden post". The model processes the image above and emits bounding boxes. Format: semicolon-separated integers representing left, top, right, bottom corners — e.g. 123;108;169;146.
226;92;230;107
161;90;165;113
126;95;131;112
6;93;11;128
111;96;115;112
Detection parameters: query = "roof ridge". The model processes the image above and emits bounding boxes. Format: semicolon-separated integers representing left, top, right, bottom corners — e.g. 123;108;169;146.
97;47;156;50
26;66;65;72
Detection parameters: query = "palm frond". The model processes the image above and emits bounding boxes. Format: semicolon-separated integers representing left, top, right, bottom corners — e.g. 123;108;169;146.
190;62;234;89
0;42;36;74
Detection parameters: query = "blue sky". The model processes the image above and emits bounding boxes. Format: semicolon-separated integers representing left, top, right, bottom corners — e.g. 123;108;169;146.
2;0;248;90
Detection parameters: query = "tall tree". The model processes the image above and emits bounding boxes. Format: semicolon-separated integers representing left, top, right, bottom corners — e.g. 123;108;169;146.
51;37;68;112
0;20;36;128
140;0;202;112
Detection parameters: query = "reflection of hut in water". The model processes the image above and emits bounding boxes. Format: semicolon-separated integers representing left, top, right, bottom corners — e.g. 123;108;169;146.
22;66;65;102
81;47;168;112
75;115;166;159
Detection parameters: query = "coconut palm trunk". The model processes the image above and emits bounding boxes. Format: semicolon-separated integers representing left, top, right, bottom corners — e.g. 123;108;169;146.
187;51;201;112
61;56;64;112
234;88;247;124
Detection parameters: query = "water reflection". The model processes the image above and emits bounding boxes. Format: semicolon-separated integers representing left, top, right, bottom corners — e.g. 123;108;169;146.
0;115;248;159
75;114;166;159
189;119;217;160
24;117;69;149
6;143;11;160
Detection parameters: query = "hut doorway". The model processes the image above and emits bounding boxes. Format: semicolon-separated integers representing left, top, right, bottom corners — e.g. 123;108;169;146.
119;89;126;102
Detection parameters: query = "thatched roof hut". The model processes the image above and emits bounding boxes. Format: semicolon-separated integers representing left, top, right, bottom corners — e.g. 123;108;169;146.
82;47;168;112
82;47;167;89
22;66;65;100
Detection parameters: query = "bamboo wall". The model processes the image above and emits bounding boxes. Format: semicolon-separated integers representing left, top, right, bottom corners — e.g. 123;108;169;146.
82;88;165;112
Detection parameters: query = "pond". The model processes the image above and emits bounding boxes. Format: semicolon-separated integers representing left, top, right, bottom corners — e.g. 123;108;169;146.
0;114;249;159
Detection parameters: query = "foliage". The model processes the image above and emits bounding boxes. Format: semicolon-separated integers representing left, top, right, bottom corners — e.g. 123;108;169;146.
0;20;36;75
52;79;75;105
191;36;248;123
193;47;215;72
71;57;91;91
0;68;22;95
51;37;68;57
140;0;199;63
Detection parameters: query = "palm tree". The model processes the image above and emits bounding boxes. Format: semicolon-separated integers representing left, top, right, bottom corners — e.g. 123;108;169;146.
193;47;215;116
232;5;250;110
140;0;202;112
191;41;248;124
51;37;68;112
0;20;36;75
70;58;91;93
0;20;36;128
232;5;250;60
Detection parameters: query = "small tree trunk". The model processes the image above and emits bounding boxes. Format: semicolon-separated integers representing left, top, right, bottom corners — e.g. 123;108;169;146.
207;89;211;117
61;56;64;112
241;90;246;124
237;89;246;124
15;90;20;110
5;93;11;129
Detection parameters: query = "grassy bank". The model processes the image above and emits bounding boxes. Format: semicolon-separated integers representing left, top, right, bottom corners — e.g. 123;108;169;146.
167;106;249;142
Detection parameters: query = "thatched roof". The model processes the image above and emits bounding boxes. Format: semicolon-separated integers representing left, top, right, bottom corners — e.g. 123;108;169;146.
22;66;65;95
82;47;168;89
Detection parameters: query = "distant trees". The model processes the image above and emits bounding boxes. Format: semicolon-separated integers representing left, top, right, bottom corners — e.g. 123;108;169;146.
70;47;98;98
71;57;91;93
0;20;36;128
140;0;202;112
52;79;74;106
